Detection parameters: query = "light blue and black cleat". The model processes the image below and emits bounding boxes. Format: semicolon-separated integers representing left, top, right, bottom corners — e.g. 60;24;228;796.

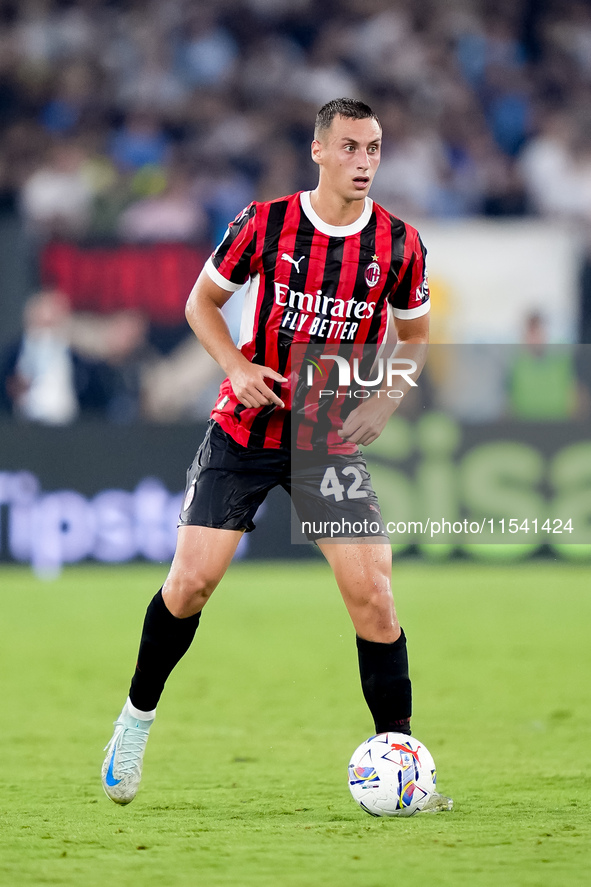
101;702;154;805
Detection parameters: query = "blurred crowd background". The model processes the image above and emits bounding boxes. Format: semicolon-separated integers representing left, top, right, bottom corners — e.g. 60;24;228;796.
1;0;591;425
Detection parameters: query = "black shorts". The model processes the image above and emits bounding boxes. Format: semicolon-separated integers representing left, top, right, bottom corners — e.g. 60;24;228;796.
179;420;388;541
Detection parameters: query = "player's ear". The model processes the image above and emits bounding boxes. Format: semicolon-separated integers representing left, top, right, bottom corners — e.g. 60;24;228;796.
311;139;322;166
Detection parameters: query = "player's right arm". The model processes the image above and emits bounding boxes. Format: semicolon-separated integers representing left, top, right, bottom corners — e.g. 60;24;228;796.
185;271;286;410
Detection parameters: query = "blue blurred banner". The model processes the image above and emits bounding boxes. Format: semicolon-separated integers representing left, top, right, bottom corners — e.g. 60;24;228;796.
0;422;309;573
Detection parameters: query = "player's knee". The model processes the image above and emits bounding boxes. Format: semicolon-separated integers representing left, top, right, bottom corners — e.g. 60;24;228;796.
367;590;396;621
163;569;219;616
361;576;393;608
357;585;398;630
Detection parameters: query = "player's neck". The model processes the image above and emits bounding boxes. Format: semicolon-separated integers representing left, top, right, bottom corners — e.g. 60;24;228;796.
309;187;367;228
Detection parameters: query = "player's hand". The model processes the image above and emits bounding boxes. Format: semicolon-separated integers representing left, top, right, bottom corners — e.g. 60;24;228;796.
337;397;393;446
228;360;288;409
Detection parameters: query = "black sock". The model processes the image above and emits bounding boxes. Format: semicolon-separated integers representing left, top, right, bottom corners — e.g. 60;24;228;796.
129;588;201;712
356;630;412;735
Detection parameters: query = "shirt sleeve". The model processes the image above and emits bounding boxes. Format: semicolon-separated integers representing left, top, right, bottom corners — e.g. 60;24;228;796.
204;203;258;292
388;228;431;319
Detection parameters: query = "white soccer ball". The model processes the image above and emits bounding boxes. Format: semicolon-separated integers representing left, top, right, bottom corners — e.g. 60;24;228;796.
348;732;437;817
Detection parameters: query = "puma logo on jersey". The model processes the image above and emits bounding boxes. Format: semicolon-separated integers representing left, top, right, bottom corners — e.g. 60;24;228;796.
281;253;306;273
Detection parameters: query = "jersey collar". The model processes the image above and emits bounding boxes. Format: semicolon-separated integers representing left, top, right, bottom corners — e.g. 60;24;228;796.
300;191;373;237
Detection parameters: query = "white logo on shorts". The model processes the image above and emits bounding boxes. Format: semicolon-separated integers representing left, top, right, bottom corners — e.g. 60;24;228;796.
183;481;196;512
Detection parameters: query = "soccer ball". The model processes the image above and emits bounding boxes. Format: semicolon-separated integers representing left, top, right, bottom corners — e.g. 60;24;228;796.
348;732;437;817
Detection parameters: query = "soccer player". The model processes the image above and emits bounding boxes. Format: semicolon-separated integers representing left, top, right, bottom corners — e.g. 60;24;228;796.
102;98;449;811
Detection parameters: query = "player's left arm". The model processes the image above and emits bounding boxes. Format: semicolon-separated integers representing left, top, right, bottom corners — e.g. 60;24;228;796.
338;311;429;446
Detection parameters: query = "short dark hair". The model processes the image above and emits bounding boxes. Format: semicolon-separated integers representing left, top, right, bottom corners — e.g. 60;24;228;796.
314;98;381;140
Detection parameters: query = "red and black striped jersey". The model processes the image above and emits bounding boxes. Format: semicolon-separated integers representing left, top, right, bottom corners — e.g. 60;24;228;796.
204;190;430;451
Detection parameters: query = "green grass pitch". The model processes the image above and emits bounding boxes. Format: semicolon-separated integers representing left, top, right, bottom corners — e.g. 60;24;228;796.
0;559;590;887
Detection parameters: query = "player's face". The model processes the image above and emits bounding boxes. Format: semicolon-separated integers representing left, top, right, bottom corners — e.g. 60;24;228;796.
312;115;382;202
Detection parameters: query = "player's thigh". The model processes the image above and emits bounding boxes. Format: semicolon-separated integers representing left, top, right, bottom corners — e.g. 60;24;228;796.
165;421;286;617
163;525;243;617
318;539;399;642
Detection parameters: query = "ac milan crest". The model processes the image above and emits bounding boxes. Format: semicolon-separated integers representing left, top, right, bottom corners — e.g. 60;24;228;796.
365;257;381;288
